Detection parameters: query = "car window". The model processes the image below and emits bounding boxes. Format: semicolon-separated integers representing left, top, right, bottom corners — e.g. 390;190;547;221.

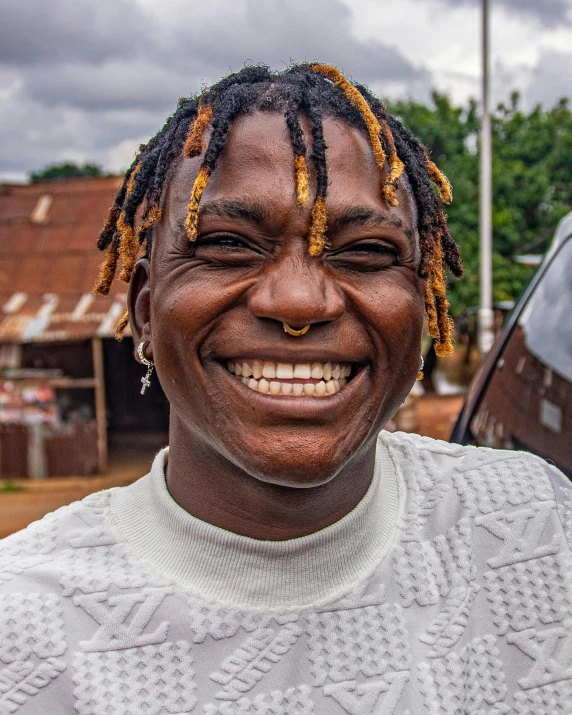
470;236;572;476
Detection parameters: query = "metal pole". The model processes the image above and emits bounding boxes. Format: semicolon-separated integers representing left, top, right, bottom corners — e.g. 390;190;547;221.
92;337;108;473
479;0;495;355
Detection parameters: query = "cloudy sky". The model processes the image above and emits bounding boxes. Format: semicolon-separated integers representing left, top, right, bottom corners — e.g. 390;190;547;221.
1;0;571;182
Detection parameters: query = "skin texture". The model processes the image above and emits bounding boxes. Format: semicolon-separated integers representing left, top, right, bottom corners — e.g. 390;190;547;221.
129;111;424;540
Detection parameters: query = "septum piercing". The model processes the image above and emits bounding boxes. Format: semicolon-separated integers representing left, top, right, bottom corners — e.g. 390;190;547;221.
283;322;311;337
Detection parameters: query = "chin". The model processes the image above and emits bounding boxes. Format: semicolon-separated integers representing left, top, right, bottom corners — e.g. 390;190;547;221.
220;427;369;489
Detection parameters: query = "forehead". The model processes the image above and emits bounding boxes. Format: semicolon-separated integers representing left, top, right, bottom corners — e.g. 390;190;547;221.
166;110;417;231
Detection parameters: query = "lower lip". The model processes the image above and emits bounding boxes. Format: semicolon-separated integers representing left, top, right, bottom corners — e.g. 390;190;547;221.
216;362;367;418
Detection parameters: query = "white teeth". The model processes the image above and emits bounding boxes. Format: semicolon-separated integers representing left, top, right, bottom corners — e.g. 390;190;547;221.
262;361;276;379
315;380;326;396
311;362;323;379
228;359;354;397
252;360;263;379
276;362;294;379
293;363;311;379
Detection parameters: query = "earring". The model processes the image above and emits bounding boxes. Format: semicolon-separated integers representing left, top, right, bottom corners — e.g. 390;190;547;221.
416;356;424;381
137;341;154;395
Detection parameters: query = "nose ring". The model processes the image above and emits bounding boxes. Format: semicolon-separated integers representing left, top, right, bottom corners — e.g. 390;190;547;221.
283;322;310;337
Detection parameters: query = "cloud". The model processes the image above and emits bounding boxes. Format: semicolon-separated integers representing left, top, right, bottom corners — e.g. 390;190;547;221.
0;0;149;65
0;0;428;178
417;0;571;28
526;49;572;106
1;0;570;181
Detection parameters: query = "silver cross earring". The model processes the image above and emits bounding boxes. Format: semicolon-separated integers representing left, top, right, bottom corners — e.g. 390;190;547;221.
137;341;154;395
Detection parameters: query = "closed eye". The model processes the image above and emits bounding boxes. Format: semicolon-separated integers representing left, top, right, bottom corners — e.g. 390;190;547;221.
327;240;398;271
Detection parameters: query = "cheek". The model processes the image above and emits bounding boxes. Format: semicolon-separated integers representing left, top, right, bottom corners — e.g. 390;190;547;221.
356;273;425;354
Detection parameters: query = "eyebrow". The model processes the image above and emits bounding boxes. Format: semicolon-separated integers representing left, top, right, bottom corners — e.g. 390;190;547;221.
331;206;414;240
199;199;271;225
177;199;414;240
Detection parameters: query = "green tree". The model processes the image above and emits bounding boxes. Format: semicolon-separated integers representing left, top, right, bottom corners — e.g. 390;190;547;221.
386;92;572;316
29;161;105;183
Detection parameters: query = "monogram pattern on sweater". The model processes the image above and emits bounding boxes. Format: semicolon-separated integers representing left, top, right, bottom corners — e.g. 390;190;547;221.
72;641;196;715
308;599;411;687
418;634;507;714
0;511;59;585
0;593;67;714
1;433;571;714
513;679;572;714
210;622;303;701
203;685;314;714
451;452;553;516
0;658;66;715
484;551;572;635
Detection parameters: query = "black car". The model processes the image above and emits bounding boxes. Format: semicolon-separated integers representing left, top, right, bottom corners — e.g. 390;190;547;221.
451;212;572;479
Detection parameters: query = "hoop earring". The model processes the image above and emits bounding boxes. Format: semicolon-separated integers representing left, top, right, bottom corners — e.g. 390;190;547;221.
137;341;154;395
416;356;424;381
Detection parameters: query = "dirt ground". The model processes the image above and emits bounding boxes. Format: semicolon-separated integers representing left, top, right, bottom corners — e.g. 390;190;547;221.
0;394;465;539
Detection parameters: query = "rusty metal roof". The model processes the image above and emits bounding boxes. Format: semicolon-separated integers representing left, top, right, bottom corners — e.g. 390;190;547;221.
0;178;129;342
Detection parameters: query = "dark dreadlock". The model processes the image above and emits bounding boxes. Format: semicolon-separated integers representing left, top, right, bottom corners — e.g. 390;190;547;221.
94;63;463;356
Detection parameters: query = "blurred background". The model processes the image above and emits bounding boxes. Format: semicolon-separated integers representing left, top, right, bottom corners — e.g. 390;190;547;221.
0;0;571;534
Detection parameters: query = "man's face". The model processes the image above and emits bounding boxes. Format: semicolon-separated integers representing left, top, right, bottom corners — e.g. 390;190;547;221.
143;111;424;487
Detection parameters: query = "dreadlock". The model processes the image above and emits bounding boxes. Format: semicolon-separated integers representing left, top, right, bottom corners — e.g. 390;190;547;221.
94;62;463;356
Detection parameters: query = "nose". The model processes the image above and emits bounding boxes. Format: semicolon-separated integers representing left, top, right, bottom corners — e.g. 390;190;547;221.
247;253;345;328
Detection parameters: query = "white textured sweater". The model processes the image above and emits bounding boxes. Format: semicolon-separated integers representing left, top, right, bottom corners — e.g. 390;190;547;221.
1;431;572;714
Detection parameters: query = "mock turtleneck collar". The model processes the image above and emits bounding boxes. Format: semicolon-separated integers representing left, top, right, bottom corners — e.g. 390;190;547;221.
110;432;401;611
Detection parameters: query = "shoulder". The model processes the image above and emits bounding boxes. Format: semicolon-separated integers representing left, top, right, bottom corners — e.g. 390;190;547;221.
0;488;113;590
381;430;572;544
0;481;162;595
381;429;568;512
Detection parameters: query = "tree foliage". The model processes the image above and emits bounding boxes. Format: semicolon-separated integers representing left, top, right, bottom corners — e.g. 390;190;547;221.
29;161;105;183
386;92;572;315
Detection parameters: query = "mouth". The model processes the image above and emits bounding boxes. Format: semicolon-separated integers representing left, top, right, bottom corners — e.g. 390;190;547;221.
225;359;354;397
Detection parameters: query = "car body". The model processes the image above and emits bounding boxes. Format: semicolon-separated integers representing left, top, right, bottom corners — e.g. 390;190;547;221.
450;212;572;479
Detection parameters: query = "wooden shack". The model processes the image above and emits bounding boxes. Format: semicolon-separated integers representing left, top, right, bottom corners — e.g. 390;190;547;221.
0;178;168;477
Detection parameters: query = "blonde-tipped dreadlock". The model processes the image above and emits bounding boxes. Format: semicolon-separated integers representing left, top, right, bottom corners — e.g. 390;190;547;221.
126;163;141;197
114;310;130;340
117;212;139;282
185;166;210;241
308;197;328;256
294;155;310;206
425;158;453;204
310;63;404;207
183;102;213;158
94;63;463;357
93;248;118;296
424;235;455;356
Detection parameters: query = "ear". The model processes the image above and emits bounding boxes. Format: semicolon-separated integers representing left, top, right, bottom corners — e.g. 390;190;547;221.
128;258;153;362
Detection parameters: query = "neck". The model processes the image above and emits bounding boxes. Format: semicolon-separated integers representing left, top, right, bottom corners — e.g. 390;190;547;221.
165;419;377;540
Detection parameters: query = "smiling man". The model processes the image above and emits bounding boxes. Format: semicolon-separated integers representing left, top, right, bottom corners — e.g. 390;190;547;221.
2;64;572;714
